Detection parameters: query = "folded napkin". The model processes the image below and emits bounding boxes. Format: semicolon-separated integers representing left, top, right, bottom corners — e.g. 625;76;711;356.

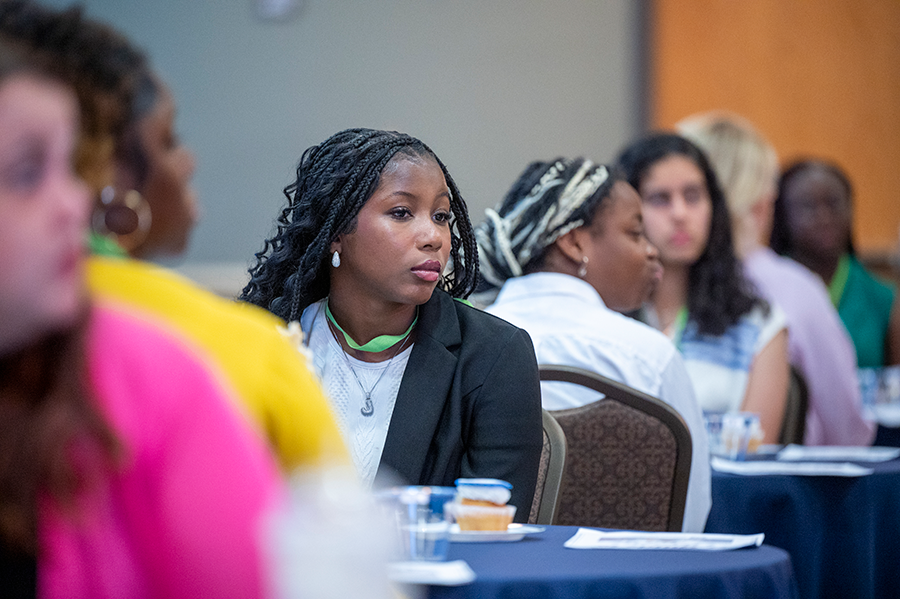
564;528;764;551
711;456;873;477
777;444;900;462
387;560;476;586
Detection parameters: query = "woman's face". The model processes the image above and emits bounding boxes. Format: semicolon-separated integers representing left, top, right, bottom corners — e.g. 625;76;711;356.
126;82;198;259
330;154;452;308
580;181;661;312
638;154;713;268
780;166;851;261
0;74;89;354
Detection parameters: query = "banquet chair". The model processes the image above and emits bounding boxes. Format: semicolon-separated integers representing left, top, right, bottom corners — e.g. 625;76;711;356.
540;365;692;532
778;366;808;445
528;409;567;525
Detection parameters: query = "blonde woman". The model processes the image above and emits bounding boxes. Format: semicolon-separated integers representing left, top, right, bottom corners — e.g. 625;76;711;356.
677;112;873;446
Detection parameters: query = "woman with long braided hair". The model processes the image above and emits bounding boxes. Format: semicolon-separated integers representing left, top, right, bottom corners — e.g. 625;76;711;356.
243;128;542;516
477;157;710;532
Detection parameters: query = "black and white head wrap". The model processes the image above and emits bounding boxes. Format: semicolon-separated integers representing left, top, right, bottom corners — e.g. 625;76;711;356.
476;158;612;289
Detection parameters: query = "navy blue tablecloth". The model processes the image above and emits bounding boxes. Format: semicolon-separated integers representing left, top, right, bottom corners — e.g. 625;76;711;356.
428;525;798;599
705;457;900;599
874;425;900;447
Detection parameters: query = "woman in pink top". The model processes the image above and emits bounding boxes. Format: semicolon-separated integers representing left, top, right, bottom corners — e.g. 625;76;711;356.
0;42;281;599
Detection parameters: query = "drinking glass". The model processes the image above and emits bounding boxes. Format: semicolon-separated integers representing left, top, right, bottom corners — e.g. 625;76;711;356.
377;486;456;562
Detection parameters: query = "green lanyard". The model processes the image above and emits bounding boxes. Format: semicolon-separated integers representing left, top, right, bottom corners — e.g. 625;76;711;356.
828;253;851;308
88;232;128;258
671;306;688;351
325;299;418;352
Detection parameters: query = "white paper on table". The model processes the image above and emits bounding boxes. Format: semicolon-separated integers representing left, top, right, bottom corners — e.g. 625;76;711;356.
777;444;900;462
871;404;900;427
387;560;476;586
563;528;764;551
711;456;873;476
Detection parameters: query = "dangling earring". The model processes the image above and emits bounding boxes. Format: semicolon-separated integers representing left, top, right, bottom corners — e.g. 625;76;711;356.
91;186;151;252
577;256;589;278
331;250;341;268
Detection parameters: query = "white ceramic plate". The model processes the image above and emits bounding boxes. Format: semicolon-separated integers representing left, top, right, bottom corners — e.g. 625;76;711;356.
449;523;546;542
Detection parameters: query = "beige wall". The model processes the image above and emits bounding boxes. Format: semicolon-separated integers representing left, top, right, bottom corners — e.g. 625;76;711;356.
650;0;900;253
46;0;644;268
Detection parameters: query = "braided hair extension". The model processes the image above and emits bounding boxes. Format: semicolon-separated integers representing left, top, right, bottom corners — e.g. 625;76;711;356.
770;158;856;257
617;133;761;337
241;128;479;322
475;157;616;290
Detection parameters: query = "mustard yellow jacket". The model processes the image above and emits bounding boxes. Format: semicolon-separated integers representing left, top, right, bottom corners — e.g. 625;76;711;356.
87;255;347;472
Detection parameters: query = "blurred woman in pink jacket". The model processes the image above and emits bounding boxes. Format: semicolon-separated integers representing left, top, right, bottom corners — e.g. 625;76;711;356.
0;39;282;599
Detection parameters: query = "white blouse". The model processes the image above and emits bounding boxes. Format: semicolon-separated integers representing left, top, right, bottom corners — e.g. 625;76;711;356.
301;301;413;487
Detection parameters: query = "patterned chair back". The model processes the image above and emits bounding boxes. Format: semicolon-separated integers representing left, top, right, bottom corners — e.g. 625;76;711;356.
540;365;692;532
528;409;566;525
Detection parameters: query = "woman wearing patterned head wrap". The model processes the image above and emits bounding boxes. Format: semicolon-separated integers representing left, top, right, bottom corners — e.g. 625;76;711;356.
479;157;711;533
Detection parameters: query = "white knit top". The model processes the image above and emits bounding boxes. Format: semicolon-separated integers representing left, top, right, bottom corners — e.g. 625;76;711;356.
301;301;412;486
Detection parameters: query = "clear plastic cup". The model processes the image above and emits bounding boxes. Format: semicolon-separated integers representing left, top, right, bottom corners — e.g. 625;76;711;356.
376;486;456;562
705;412;761;460
703;412;726;457
721;412;761;460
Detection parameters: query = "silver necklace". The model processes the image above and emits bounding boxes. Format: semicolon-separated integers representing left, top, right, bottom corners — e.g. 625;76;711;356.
328;319;412;417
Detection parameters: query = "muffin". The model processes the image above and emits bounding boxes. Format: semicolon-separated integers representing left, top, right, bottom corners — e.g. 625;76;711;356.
449;478;516;531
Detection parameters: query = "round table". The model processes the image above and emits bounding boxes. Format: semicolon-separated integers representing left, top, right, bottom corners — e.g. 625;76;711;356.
428;525;798;599
705;457;900;599
874;424;900;447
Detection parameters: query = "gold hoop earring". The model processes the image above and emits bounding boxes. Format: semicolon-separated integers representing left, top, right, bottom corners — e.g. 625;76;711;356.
92;186;152;252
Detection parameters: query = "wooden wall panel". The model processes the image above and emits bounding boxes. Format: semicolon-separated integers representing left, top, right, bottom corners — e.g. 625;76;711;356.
650;0;900;253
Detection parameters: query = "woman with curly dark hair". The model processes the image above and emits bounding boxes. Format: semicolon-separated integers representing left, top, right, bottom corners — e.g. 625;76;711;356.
242;128;542;517
0;0;196;259
0;0;347;474
617;133;789;442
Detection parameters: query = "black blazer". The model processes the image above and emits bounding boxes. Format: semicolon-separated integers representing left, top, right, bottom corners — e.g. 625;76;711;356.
377;289;543;520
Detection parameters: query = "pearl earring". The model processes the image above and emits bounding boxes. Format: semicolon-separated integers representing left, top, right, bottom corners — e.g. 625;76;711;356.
332;250;341;268
577;256;588;278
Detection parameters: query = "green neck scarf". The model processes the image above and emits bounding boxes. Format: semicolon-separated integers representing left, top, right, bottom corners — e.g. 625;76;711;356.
325;299;418;352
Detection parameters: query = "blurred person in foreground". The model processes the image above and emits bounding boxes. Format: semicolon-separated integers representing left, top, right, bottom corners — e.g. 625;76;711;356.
678;111;874;446
618;134;789;443
0;39;282;599
0;0;347;471
477;157;711;532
